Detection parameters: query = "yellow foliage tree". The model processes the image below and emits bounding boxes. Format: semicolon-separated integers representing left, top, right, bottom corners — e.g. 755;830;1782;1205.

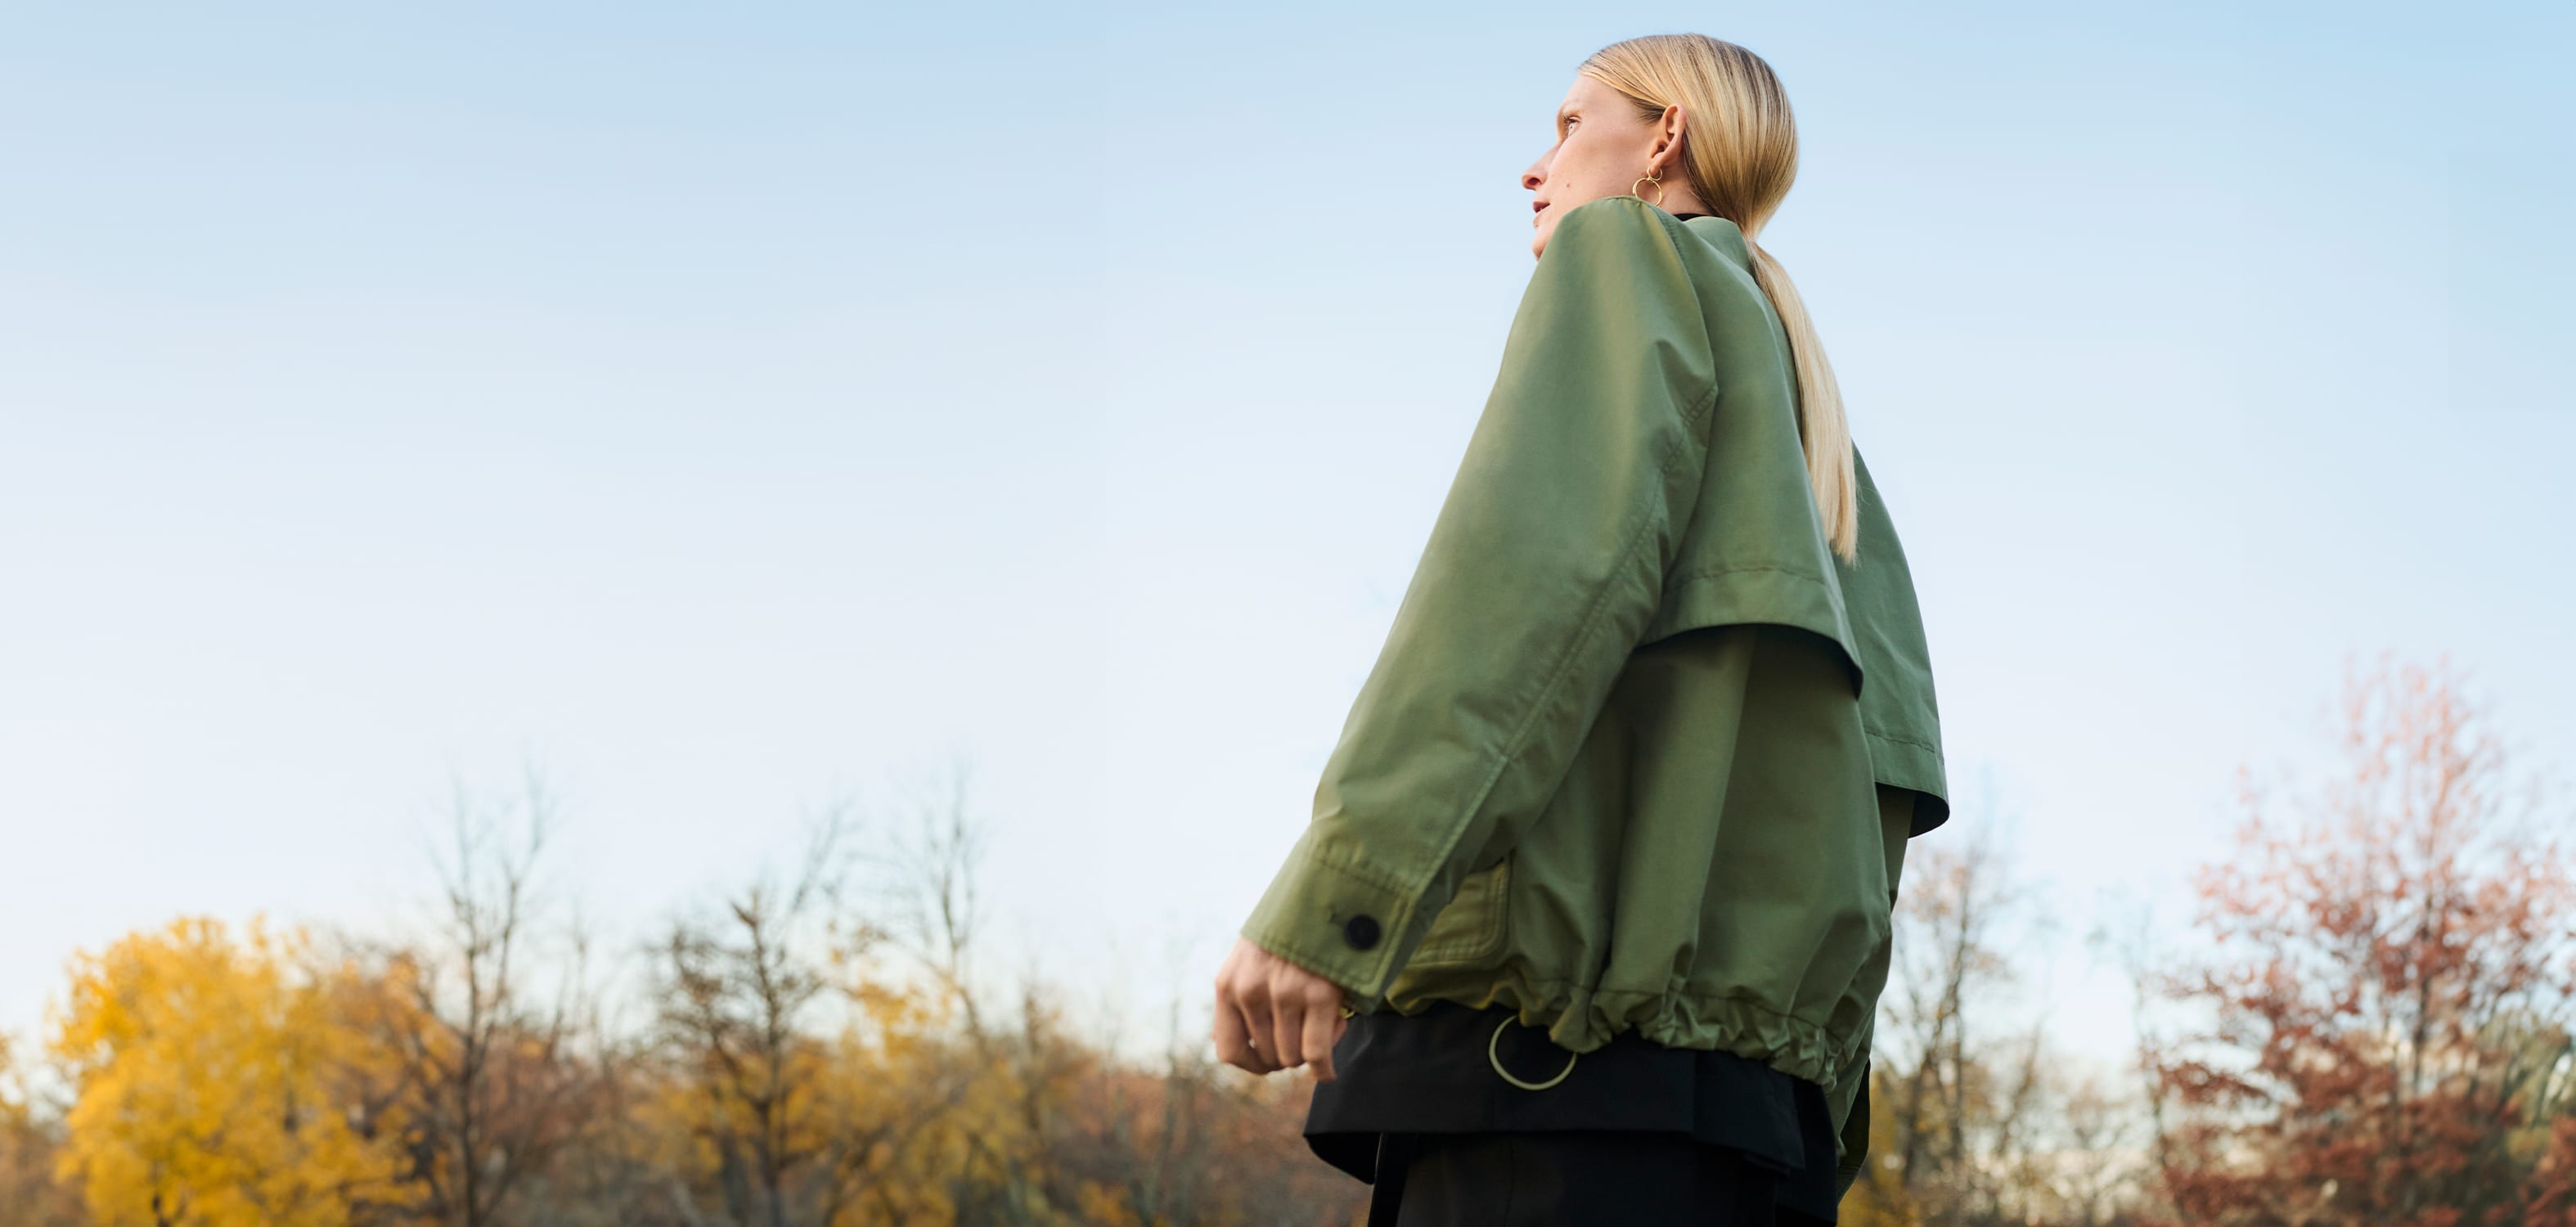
47;915;423;1227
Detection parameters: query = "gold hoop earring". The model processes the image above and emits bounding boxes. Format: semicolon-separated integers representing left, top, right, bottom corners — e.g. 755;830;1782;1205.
1630;170;1666;206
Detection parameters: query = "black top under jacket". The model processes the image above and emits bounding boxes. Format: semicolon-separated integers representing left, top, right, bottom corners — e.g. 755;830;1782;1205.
1295;208;1844;1225
1301;997;1845;1221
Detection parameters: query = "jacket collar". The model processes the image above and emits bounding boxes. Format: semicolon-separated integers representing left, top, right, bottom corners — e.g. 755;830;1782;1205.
1677;213;1754;272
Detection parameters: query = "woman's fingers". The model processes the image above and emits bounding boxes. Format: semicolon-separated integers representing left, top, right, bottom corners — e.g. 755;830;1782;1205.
1269;973;1308;1072
1239;998;1284;1074
1210;987;1256;1069
1211;946;1282;1074
1301;987;1342;1081
1212;936;1349;1079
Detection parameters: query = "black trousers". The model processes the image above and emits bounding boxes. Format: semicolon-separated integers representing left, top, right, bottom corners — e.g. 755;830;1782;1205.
1367;1129;1786;1227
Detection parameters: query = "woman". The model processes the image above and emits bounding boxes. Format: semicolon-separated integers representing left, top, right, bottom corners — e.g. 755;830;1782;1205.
1212;34;1949;1226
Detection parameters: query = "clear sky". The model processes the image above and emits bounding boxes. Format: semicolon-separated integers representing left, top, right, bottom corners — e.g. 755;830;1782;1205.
2;1;2569;1078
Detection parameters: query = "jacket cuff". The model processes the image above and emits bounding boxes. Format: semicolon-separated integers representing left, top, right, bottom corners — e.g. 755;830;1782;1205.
1238;825;1419;1009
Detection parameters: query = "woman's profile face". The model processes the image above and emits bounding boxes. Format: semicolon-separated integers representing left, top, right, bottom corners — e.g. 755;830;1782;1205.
1521;74;1695;259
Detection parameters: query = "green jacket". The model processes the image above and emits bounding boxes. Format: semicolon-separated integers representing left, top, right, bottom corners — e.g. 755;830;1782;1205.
1239;193;1950;1191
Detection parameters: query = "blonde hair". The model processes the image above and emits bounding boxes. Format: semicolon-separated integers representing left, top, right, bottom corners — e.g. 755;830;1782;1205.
1579;34;1859;563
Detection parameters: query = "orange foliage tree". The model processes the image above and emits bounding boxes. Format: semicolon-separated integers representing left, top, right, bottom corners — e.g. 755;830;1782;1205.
2142;652;2576;1226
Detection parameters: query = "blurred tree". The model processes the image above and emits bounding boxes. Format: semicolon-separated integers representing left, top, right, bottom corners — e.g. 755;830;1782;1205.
335;766;610;1226
1847;804;2157;1227
0;1032;85;1226
47;915;422;1226
645;790;973;1225
2141;651;2576;1225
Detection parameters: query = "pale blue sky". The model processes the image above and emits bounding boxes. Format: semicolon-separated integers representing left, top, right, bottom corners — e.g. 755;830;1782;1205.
2;2;2569;1076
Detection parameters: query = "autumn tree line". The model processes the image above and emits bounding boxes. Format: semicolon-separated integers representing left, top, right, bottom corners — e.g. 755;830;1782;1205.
2;651;2574;1226
3;765;1367;1227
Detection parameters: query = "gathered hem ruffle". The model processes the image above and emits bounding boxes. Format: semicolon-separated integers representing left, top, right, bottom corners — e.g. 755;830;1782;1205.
1380;966;1853;1087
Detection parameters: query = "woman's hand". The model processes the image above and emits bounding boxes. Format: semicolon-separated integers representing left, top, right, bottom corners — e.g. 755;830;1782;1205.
1212;936;1351;1081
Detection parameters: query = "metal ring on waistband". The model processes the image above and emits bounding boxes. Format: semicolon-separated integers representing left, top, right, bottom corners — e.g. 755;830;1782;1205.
1488;1017;1579;1090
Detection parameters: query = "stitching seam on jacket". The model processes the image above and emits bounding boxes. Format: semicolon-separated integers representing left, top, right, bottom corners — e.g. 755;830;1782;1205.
1666;562;1829;586
1867;728;1942;753
1299;842;1412;896
1254;933;1378;991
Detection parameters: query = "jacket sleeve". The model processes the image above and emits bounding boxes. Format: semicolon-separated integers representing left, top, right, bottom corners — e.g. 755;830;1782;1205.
1239;195;1721;1006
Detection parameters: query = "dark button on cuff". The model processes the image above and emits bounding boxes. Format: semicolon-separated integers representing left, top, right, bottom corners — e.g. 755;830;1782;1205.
1342;913;1382;951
